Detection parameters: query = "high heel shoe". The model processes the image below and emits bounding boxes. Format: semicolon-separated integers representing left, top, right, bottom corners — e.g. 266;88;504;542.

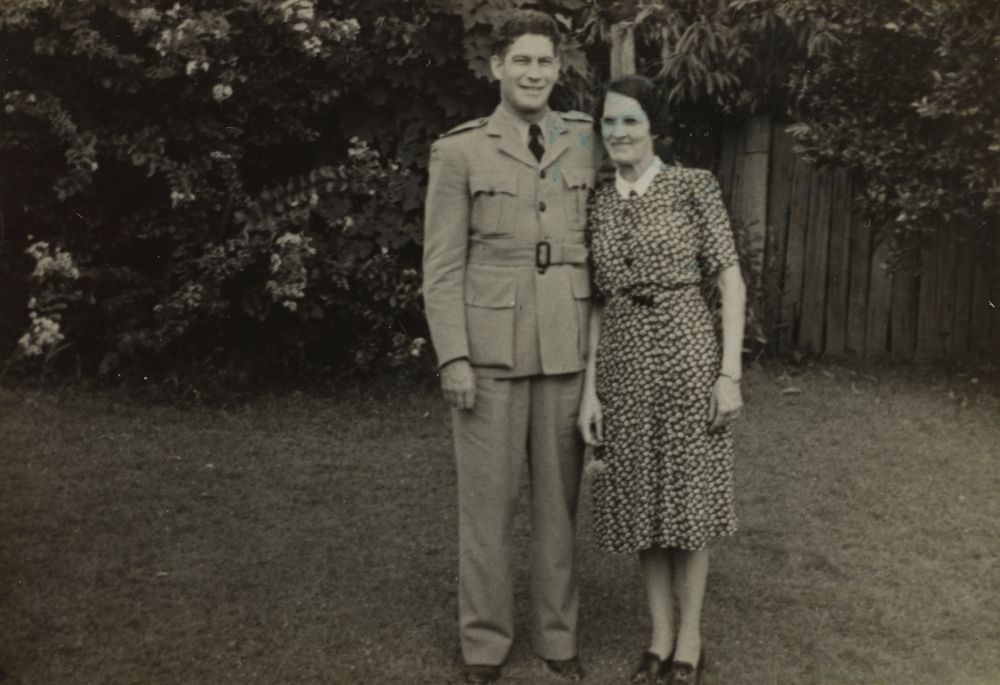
667;648;704;685
629;650;672;683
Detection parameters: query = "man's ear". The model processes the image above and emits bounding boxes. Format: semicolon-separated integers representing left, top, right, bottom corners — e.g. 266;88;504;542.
489;54;504;81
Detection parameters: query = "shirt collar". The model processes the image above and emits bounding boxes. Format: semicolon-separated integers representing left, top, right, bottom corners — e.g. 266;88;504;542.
615;157;665;199
498;104;551;148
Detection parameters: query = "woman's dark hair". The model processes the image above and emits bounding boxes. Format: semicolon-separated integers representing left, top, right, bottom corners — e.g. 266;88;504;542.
490;10;563;57
598;75;670;137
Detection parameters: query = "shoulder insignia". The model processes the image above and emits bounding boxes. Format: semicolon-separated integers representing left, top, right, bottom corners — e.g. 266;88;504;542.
438;117;488;139
560;110;594;123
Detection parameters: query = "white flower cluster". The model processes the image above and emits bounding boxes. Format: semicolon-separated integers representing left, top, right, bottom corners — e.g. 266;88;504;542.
185;59;209;75
153;6;230;57
170;189;196;207
347;136;376;159
274;1;359;58
18;311;64;358
26;241;80;281
212;83;233;101
410;336;427;358
278;0;315;23
327;17;361;42
130;7;161;30
265;232;317;311
301;35;322;56
3;90;38;115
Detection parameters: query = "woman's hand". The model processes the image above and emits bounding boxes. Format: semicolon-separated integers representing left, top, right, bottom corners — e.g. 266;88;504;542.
578;387;604;446
708;375;743;432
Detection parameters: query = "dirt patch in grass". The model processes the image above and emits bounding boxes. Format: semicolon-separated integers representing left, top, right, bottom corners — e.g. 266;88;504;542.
1;362;998;684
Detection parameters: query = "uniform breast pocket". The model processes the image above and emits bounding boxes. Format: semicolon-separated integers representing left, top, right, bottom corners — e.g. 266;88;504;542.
469;173;518;238
561;168;595;231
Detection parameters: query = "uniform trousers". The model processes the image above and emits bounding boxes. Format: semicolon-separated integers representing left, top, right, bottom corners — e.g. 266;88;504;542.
452;371;584;666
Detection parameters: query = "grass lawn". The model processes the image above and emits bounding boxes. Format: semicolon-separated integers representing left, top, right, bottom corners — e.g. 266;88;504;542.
1;361;999;684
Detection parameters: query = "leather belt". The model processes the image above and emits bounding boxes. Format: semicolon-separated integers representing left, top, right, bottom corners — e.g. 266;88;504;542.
467;241;588;273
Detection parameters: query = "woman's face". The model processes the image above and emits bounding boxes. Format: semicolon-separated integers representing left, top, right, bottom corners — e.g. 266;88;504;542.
601;91;655;168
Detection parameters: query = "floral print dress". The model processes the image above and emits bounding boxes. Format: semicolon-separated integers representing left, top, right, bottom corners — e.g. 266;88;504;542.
589;165;739;553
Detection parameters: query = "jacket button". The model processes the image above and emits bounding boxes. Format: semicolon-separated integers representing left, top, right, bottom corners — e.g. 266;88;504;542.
539;170;546;179
538;201;546;212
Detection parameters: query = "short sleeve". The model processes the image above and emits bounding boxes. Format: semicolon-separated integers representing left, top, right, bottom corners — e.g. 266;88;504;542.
691;170;739;277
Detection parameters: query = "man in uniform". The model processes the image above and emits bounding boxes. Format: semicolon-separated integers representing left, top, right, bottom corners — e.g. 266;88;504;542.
422;9;601;684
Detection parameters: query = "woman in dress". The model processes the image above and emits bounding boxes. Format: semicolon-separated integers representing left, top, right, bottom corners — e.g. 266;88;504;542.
578;75;745;685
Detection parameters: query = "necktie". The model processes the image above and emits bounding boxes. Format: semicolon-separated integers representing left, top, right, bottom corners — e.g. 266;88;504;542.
528;123;545;163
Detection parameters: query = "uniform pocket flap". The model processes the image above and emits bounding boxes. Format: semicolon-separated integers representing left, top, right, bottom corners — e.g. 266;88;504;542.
470;172;518;197
570;268;593;299
465;271;517;308
562;168;595;190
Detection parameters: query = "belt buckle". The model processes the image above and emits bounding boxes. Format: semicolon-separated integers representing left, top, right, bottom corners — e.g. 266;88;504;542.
631;293;654;307
535;241;551;273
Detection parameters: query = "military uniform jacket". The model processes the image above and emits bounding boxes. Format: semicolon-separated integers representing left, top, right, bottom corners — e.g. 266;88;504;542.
423;105;602;378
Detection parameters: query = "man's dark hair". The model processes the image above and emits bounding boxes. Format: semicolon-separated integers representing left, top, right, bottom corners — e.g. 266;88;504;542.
490;10;562;57
600;75;669;137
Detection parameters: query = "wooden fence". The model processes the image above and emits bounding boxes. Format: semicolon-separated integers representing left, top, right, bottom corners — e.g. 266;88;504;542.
711;116;999;359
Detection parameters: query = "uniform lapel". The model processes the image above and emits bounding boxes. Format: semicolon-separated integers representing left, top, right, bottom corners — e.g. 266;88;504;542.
540;112;572;171
486;107;539;169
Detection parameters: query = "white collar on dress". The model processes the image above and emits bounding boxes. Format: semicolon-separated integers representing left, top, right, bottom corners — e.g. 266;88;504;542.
615;156;665;199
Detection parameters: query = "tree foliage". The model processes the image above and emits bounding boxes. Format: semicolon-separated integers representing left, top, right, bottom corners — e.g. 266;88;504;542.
0;0;493;389
778;0;1000;263
1;0;995;388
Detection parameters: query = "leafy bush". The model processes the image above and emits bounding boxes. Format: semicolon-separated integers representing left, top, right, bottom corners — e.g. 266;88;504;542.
780;0;1000;264
0;0;497;389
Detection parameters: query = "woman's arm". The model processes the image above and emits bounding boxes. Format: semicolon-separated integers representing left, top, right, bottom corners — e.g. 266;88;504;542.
711;264;745;430
578;301;605;445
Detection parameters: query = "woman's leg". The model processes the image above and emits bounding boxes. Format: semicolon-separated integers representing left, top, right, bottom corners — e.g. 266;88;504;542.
638;547;675;658
672;547;709;665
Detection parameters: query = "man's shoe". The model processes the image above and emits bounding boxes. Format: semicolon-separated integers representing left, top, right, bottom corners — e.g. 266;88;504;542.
464;663;502;684
543;655;585;680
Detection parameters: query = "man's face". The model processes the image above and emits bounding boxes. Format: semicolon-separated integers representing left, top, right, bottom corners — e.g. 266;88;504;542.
490;34;560;119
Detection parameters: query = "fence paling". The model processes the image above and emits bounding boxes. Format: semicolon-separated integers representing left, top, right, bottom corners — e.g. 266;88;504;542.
949;240;975;356
764;126;796;349
916;243;942;357
845;207;871;355
778;156;814;352
800;167;834;354
824;169;853;355
865;239;893;355
890;266;918;357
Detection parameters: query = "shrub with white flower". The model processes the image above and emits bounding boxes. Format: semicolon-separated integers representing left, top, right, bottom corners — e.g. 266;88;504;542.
26;241;81;280
18;311;64;358
211;83;233;101
265;232;316;312
16;241;83;361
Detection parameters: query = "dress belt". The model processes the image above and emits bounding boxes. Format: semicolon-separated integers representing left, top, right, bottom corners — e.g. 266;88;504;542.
615;282;699;307
467;240;588;270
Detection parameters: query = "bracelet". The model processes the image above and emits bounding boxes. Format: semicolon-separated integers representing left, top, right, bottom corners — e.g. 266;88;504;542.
718;372;741;384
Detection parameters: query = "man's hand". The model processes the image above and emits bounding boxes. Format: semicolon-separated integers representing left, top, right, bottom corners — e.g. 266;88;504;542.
440;359;476;410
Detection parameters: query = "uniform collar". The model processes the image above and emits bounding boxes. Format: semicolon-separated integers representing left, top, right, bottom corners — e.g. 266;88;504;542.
487;105;569;169
496;104;553;147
